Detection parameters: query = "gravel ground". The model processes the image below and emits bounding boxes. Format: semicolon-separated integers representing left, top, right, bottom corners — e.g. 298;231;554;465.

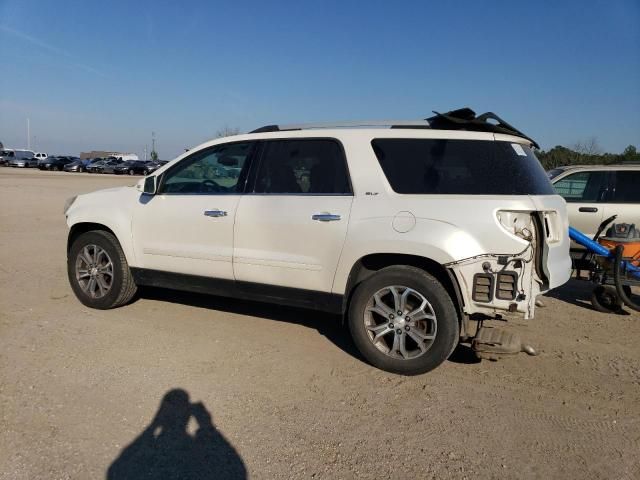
1;167;639;479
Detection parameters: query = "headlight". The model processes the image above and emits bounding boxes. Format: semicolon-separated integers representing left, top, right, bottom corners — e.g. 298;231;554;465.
64;195;77;214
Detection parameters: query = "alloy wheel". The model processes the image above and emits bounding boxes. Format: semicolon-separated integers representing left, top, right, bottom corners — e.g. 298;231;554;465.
363;285;437;360
75;244;114;299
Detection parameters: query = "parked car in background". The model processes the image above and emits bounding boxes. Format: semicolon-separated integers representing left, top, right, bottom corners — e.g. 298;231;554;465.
86;159;108;173
38;156;58;170
39;156;76;171
93;159;122;174
143;160;168;175
34;152;48;161
0;150;11;166
551;164;640;241
1;149;35;166
64;108;571;375
38;155;75;167
9;153;38;168
113;160;151;175
64;159;93;173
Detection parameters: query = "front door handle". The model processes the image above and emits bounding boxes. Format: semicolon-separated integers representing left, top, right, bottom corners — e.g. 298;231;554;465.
579;207;598;213
312;213;341;222
204;209;227;217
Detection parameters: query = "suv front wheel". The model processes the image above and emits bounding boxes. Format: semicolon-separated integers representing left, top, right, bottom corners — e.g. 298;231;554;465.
348;266;458;375
67;230;137;309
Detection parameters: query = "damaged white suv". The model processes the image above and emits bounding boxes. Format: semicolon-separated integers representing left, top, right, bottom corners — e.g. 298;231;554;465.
65;108;571;374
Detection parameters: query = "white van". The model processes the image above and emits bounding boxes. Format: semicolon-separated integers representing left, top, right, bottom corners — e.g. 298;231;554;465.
0;149;35;166
109;153;139;161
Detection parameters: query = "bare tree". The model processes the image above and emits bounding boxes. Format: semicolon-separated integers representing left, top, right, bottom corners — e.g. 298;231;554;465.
214;126;241;138
572;136;601;156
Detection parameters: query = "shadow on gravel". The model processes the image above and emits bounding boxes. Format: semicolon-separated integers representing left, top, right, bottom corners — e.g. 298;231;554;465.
544;278;631;315
107;388;246;480
139;287;478;367
544;279;594;310
138;287;366;363
448;344;481;364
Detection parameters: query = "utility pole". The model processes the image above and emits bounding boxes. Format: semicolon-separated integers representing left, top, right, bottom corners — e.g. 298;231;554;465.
144;145;148;161
152;131;156;154
27;118;30;149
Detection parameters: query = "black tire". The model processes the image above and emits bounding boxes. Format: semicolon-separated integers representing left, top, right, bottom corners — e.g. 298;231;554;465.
590;285;623;313
143;169;149;176
348;266;458;375
128;169;134;175
67;230;137;309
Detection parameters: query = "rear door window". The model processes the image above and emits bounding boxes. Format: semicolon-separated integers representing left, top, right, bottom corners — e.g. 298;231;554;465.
253;139;351;195
611;171;640;203
553;171;609;202
371;139;555;195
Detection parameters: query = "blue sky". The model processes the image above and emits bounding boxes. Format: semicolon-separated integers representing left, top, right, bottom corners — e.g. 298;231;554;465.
1;0;638;159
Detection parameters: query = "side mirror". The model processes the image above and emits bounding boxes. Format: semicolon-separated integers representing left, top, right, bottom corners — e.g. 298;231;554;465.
137;176;157;195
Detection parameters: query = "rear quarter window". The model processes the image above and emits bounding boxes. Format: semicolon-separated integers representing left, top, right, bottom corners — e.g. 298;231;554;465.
611;171;640;203
371;139;555;195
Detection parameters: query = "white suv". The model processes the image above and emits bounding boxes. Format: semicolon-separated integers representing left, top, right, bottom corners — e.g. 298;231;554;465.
550;164;640;241
65;108;571;374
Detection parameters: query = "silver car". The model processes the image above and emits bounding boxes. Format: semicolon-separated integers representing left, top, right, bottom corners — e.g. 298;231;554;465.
551;164;640;241
8;150;37;168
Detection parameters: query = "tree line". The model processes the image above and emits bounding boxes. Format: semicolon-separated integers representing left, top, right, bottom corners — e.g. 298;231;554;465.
536;138;640;170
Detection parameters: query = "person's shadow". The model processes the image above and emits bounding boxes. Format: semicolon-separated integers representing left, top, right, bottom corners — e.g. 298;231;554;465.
107;389;246;480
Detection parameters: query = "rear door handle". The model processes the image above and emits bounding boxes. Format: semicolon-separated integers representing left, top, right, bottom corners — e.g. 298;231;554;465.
204;209;227;217
579;207;598;213
312;213;341;222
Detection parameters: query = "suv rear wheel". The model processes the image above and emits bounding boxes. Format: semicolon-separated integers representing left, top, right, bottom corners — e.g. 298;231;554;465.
348;266;458;375
67;230;137;309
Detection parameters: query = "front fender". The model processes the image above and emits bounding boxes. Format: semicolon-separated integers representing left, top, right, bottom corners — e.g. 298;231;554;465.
65;188;138;266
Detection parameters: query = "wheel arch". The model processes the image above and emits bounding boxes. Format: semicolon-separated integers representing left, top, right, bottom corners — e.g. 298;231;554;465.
342;253;468;336
67;222;129;261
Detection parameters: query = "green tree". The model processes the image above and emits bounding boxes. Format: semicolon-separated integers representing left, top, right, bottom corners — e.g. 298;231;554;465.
150;150;158;161
536;142;639;170
622;145;639;163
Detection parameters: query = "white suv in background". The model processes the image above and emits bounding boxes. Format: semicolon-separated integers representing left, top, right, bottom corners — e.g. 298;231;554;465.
64;108;571;374
550;165;640;241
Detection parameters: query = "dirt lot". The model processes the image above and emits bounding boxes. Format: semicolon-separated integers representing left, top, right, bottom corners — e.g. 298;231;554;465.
1;167;638;479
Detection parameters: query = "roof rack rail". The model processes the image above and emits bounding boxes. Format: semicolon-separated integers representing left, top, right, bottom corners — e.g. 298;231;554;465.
249;120;431;133
249;107;538;148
